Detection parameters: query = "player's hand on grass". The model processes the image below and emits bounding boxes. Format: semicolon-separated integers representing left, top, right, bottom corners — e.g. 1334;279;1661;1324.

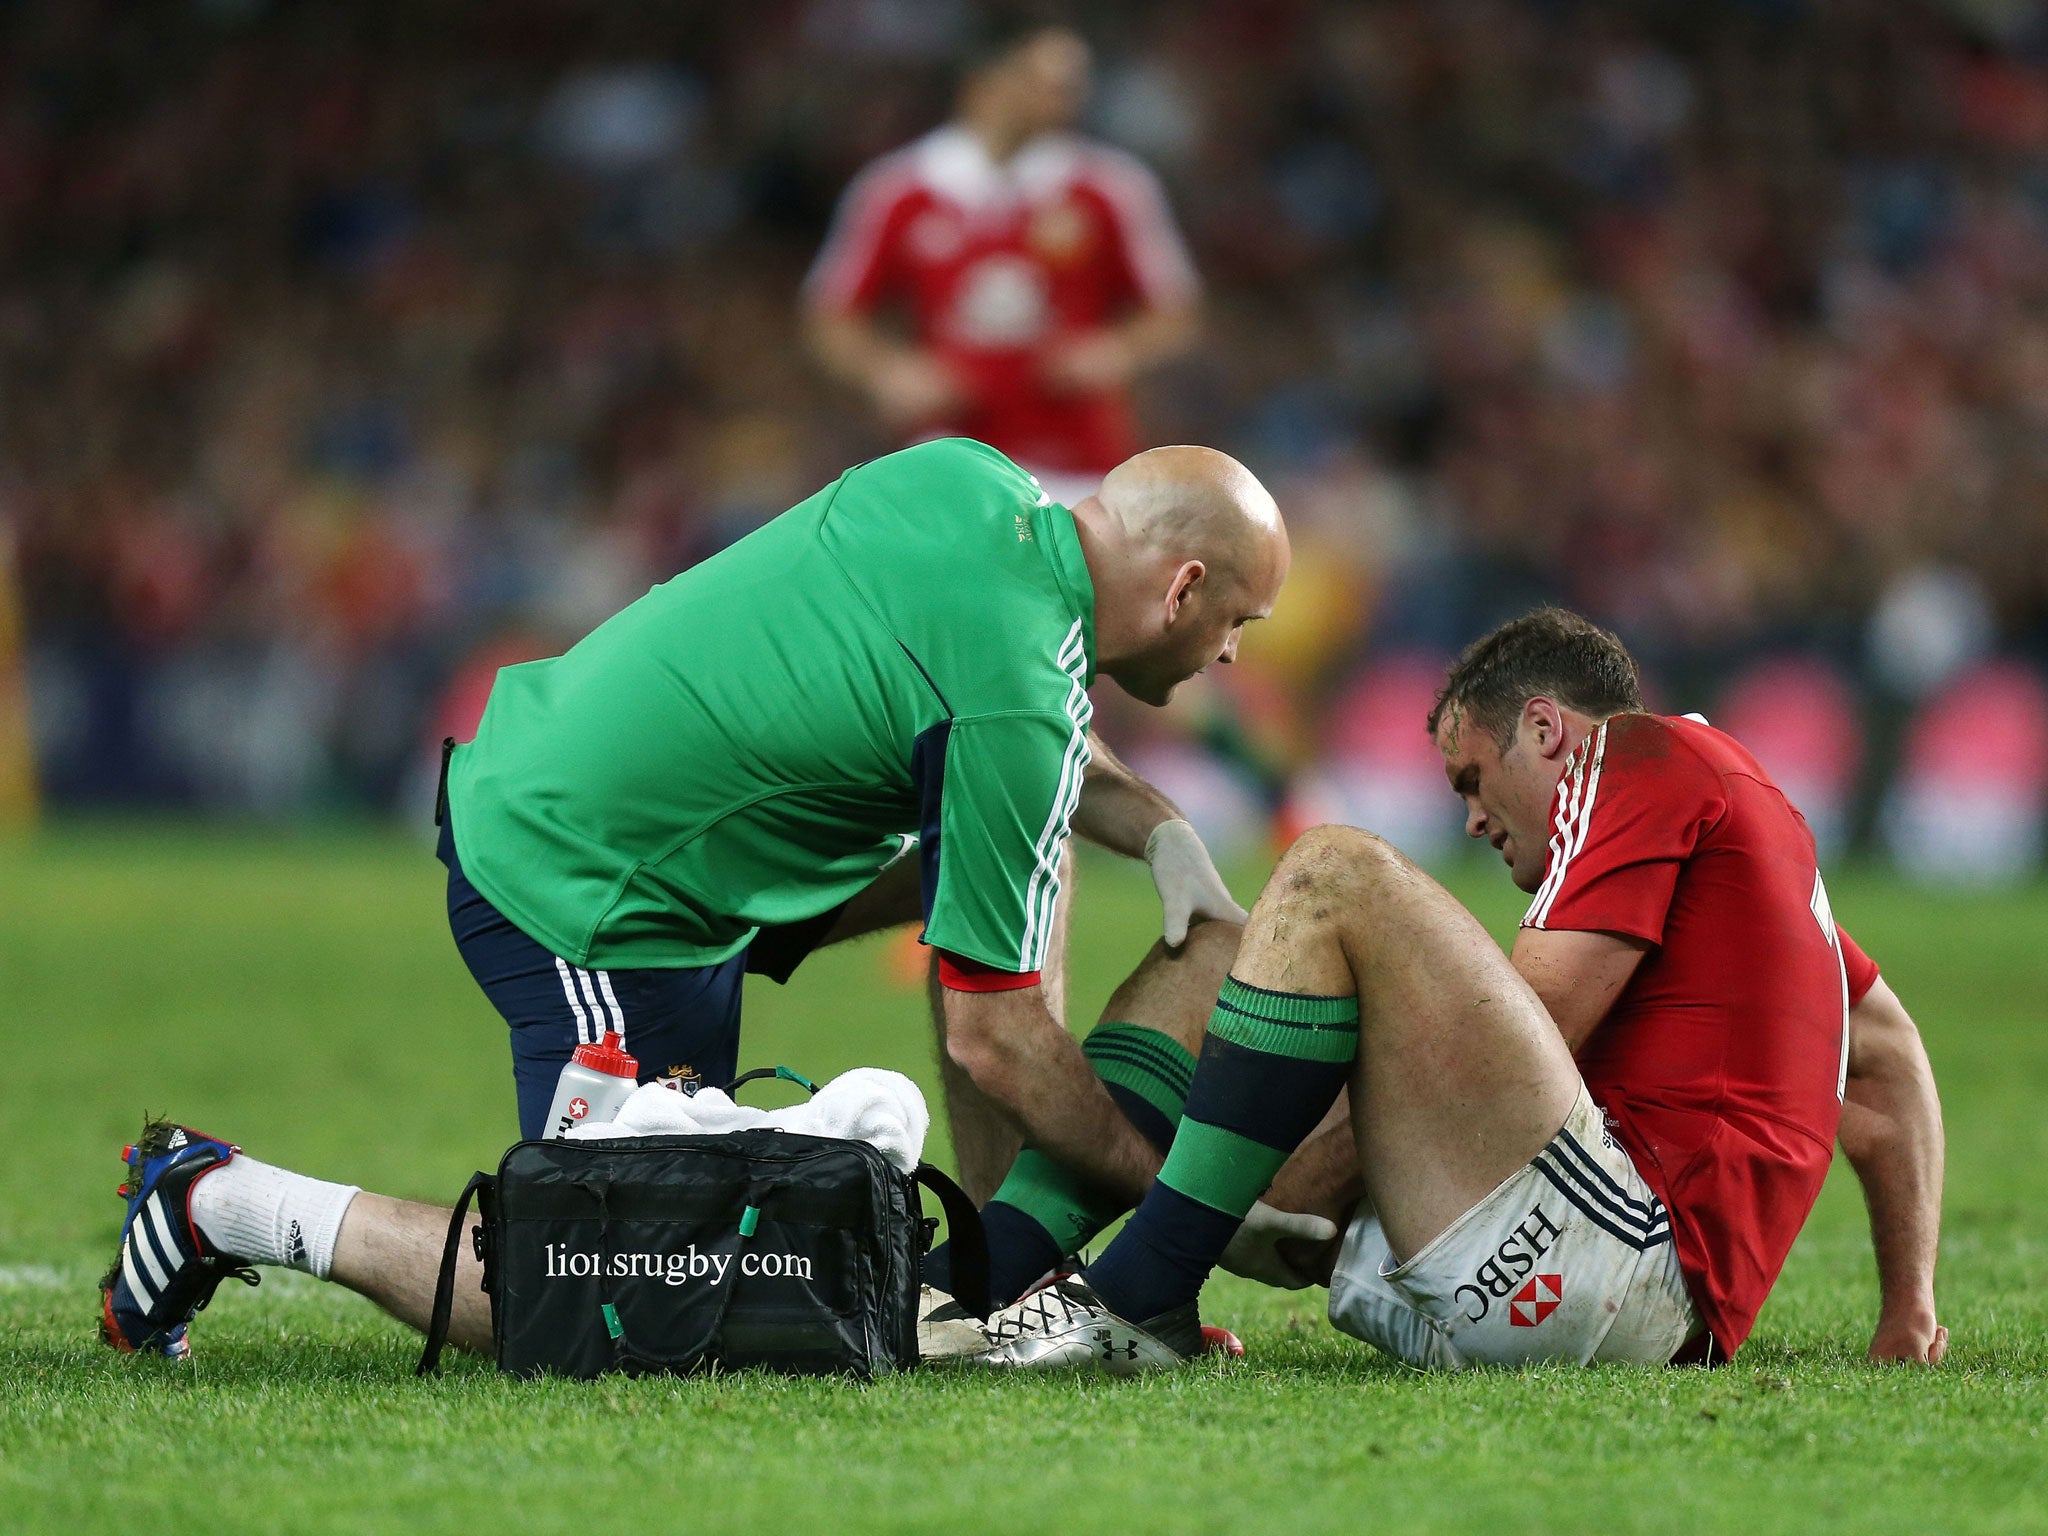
1867;1308;1948;1365
1145;818;1250;946
1219;1201;1340;1290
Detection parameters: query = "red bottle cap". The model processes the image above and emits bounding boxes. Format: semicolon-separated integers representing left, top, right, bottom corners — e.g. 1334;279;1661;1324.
571;1030;639;1080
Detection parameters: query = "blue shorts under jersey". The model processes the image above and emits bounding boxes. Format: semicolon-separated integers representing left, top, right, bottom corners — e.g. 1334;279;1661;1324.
438;812;834;1140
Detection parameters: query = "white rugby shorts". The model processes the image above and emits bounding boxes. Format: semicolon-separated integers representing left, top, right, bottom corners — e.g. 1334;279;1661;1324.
1327;1086;1699;1369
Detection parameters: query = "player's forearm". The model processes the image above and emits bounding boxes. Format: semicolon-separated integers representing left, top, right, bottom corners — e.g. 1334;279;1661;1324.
1072;731;1180;859
1840;1072;1944;1323
943;987;1161;1205
1839;989;1945;1325
804;309;919;393
1107;302;1199;371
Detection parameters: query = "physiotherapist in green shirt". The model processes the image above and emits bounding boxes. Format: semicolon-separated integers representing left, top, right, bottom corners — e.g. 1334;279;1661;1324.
440;437;1289;1257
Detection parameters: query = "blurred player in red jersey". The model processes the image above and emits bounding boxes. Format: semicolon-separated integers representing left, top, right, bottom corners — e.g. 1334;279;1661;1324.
968;609;1946;1373
803;21;1199;507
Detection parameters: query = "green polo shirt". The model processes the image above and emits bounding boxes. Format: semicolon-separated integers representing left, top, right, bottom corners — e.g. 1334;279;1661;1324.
447;437;1095;973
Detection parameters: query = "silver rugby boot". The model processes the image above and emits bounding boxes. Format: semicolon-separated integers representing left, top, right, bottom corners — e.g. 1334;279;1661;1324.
971;1276;1197;1375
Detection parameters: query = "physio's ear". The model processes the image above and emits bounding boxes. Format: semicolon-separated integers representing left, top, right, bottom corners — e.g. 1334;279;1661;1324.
1164;560;1205;622
1523;697;1569;760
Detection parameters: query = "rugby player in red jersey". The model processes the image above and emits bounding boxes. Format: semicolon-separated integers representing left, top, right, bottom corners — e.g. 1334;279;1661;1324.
972;608;1947;1370
803;21;1199;508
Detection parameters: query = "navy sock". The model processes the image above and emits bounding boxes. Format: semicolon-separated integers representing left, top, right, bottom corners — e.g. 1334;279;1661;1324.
920;1082;1182;1302
921;1023;1191;1305
922;1198;1065;1303
1085;978;1359;1322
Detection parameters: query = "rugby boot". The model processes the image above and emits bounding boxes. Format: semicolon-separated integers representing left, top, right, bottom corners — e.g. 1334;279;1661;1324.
99;1120;257;1358
916;1284;993;1362
971;1275;1200;1376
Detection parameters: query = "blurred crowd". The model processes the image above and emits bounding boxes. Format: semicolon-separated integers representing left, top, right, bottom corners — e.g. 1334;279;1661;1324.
6;0;2048;864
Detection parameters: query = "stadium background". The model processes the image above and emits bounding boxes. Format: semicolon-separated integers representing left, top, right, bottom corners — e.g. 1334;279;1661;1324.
4;6;2048;1532
7;0;2048;883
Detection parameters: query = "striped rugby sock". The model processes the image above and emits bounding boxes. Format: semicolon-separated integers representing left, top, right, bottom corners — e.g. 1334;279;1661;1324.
1084;976;1359;1322
926;1023;1195;1304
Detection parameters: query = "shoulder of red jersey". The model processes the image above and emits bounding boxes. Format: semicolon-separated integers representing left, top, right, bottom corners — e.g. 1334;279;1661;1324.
1522;713;1728;938
1060;139;1199;304
803;133;945;309
1661;710;1777;776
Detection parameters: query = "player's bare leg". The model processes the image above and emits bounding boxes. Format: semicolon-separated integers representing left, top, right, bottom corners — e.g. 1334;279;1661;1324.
1093;916;1241;1058
330;1194;491;1352
1238;824;1578;1259
102;1123;492;1358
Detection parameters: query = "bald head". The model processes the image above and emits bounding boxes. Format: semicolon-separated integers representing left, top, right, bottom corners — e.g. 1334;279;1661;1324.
1098;446;1285;573
1072;446;1290;705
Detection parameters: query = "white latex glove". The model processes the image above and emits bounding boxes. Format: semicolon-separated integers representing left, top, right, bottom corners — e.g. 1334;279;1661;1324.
1219;1200;1341;1290
1145;818;1250;945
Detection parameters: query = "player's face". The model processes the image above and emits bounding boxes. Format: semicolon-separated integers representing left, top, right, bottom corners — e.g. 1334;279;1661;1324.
1113;566;1277;707
1436;711;1558;893
1006;31;1090;136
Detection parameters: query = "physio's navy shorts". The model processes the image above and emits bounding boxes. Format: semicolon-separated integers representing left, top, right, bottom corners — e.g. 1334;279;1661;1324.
439;813;834;1140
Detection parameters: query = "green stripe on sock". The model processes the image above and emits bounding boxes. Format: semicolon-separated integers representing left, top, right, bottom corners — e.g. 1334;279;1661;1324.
1217;976;1360;1025
1086;1022;1196;1082
1083;1023;1195;1121
1085;1023;1195;1086
1208;988;1359;1063
990;1149;1120;1252
984;1025;1197;1258
1158;1119;1286;1219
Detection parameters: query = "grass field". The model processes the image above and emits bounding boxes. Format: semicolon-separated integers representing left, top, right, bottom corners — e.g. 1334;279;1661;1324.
2;826;2045;1535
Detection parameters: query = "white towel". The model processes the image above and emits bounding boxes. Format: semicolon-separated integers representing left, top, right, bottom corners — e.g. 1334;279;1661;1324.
565;1067;929;1173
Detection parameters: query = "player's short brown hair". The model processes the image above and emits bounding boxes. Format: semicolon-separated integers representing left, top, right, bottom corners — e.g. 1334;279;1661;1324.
959;13;1074;78
1426;607;1644;747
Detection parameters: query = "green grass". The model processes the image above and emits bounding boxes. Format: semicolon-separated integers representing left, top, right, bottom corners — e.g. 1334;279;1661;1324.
2;827;2044;1534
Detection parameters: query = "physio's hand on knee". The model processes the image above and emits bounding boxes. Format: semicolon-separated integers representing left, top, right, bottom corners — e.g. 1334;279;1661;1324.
1146;819;1249;946
1219;1200;1340;1291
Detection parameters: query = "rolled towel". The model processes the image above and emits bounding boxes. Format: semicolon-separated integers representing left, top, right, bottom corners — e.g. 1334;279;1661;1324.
564;1069;928;1171
784;1068;929;1173
625;1084;771;1136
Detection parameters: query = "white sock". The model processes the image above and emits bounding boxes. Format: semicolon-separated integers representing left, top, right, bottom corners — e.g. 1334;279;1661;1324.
189;1154;360;1279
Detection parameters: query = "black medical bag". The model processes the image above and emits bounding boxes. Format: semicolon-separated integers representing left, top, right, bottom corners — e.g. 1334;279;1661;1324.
415;1074;986;1381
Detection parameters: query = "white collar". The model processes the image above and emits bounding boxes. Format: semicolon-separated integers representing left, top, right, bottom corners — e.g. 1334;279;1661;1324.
916;124;1082;208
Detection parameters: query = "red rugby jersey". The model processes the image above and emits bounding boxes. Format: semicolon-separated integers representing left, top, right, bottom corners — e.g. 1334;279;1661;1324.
805;125;1197;477
1523;712;1880;1355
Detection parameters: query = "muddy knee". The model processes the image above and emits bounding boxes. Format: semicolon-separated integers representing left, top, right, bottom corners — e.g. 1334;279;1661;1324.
1272;824;1408;908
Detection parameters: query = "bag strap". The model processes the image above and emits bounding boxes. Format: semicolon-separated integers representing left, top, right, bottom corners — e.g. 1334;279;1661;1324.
720;1069;992;1320
728;1064;820;1098
595;1176;769;1373
913;1163;990;1320
416;1170;492;1377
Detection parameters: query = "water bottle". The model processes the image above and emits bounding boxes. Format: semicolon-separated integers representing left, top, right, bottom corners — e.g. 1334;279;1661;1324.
545;1030;640;1138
